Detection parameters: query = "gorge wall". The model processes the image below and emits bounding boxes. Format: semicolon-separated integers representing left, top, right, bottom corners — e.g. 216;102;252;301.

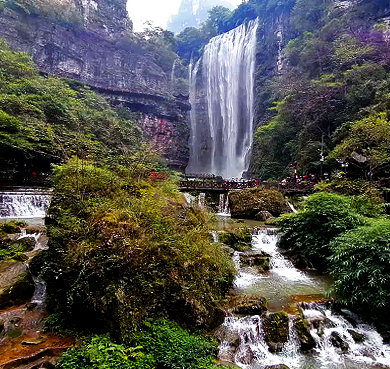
0;0;190;171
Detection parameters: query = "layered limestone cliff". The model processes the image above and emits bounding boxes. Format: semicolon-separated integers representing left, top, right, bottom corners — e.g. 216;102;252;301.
0;0;190;170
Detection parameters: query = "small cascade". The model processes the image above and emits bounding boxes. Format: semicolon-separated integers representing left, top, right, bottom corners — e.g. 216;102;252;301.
198;192;206;209
218;314;303;369
171;58;180;88
217;193;230;216
288;202;298;213
254;232;307;282
211;230;219;243
30;275;46;306
0;189;52;219
300;302;390;368
183;192;196;206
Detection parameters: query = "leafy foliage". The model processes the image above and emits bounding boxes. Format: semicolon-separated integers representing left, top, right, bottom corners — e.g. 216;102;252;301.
277;192;372;269
330;219;390;325
57;335;154;369
0;41;142;182
328;112;390;180
250;0;390;180
129;319;220;369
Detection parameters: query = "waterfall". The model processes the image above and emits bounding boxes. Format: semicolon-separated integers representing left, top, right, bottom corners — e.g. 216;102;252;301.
218;193;230;216
0;189;52;219
171;58;180;88
198;192;206;209
187;19;258;179
187;58;201;173
31;275;47;305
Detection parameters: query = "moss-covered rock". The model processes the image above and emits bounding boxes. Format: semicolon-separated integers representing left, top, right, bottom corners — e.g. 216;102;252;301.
347;329;365;342
229;188;288;219
0;268;35;309
294;308;316;351
281;250;311;270
240;252;270;273
264;365;290;369
229;295;268;316
263;311;289;353
219;227;252;251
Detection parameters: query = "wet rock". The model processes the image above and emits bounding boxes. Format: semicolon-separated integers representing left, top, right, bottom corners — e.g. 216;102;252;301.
10;316;22;325
26;302;38;310
0;319;4;332
264;365;290;369
347;329;365;342
263;311;289;353
230;295;268;316
12;237;36;252
254;210;274;221
329;331;349;353
219;228;252;252
0;268;35;309
240;252;270;273
280;250;311;269
294;308;316;351
236;345;254;365
221;245;235;256
12;253;29;262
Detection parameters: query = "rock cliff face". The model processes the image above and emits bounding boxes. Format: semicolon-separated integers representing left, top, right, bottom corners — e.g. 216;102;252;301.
0;1;190;170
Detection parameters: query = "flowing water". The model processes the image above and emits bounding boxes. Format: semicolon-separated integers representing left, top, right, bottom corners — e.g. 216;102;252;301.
234;230;330;311
219;229;390;369
187;19;258;178
218;193;231;216
0;188;52;220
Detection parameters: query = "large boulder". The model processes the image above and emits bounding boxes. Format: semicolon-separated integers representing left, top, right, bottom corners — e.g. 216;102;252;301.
263;311;290;353
0;261;35;309
240;252;270;273
229;295;268;316
229;188;288;219
219;227;252;252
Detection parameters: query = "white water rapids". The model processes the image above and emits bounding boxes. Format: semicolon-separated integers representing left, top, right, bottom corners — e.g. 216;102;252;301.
219;229;390;369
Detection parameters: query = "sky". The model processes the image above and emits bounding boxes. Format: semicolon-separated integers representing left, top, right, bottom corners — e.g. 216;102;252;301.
127;0;243;32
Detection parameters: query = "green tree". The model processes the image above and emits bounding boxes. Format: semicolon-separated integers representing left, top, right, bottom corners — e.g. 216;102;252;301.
328;112;390;180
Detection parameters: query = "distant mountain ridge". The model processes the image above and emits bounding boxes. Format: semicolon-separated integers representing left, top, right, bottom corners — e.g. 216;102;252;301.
167;0;233;34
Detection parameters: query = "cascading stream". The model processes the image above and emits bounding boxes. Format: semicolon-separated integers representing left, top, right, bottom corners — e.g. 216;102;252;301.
187;19;258;178
217;229;390;369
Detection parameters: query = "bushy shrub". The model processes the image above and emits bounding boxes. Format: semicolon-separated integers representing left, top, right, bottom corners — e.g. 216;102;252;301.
277;192;367;269
57;335;154;369
33;159;235;338
329;219;390;325
129;319;220;369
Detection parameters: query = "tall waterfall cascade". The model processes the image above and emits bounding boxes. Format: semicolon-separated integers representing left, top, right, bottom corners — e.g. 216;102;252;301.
187;19;259;179
0;189;52;219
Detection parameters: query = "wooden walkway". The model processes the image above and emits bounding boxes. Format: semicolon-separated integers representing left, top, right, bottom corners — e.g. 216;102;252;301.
179;180;315;193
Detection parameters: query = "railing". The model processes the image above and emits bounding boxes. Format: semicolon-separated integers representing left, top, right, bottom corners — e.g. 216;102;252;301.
179;179;315;192
179;180;258;191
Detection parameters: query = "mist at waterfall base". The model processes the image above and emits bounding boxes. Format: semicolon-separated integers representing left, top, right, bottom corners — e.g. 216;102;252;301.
186;19;258;179
219;229;390;369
